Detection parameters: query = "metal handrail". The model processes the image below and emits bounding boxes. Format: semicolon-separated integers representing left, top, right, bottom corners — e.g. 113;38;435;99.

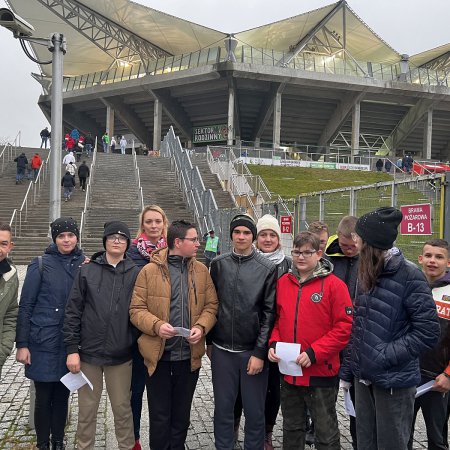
132;148;144;210
79;137;98;247
9;209;17;237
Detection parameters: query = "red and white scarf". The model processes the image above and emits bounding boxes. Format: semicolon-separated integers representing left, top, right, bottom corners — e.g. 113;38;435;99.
133;233;167;261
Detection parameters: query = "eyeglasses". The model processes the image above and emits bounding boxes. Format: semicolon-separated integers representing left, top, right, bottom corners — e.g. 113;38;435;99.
106;234;128;243
180;237;200;243
291;250;317;258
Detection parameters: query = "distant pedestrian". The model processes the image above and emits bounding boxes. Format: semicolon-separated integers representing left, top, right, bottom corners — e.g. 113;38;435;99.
66;161;77;179
70;128;80;145
384;159;392;173
40;127;50;149
77;161;90;192
31;153;42;181
203;229;220;268
102;132;110;153
84;133;94;157
61;171;75;201
110;136;117;153
65;135;75;152
16;218;84;450
75;136;84;162
14;152;28;184
120;136;127;155
375;158;383;172
62;151;75;166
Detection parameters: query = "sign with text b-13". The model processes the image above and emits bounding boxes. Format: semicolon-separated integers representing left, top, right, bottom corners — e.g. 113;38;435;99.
400;203;432;235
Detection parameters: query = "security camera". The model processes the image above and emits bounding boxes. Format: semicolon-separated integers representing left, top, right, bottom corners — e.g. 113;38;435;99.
0;8;34;37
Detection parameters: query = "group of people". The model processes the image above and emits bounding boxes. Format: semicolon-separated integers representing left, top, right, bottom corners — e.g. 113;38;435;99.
0;203;449;450
65;129;95;160
61;152;90;201
375;158;392;173
14;152;43;184
101;132;127;154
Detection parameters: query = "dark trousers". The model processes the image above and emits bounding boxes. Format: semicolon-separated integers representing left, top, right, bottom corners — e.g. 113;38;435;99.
355;381;415;450
79;176;87;190
234;360;280;432
212;347;268;450
34;381;70;446
131;345;147;440
349;383;358;449
408;387;448;450
146;360;199;450
280;379;340;450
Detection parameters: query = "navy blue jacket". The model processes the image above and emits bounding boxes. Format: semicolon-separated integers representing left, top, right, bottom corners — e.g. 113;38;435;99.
16;244;84;382
340;250;440;389
127;243;149;269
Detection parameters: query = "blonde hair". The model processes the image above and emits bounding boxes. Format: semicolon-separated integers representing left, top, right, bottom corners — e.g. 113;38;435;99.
137;205;169;239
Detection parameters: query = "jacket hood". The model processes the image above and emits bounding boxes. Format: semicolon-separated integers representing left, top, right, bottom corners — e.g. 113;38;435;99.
151;247;196;268
325;235;344;257
292;257;334;284
45;242;82;257
90;251;136;271
431;270;450;289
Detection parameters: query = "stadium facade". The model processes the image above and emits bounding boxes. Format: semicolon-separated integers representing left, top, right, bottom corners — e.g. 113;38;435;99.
6;0;450;160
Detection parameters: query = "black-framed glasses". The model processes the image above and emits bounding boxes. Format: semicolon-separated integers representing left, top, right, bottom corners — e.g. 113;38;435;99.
291;250;317;258
180;237;200;243
106;234;127;243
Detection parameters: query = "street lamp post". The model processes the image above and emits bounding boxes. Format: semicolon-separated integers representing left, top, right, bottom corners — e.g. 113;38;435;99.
0;8;66;222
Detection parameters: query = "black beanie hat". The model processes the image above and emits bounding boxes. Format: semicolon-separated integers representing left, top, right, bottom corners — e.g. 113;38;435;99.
355;207;403;250
230;214;257;241
51;217;79;243
103;220;131;251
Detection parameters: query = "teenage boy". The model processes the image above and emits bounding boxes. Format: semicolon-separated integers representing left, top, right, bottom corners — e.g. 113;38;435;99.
0;223;18;376
408;239;450;450
269;231;353;449
129;220;218;450
64;221;141;450
208;214;277;450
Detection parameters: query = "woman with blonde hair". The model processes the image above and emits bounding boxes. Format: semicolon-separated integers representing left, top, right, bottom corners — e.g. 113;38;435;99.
128;205;168;450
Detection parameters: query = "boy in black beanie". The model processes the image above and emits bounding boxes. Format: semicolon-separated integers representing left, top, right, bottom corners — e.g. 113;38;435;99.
207;214;277;449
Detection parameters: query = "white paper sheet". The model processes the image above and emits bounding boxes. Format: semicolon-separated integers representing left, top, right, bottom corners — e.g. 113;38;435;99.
60;371;93;393
276;342;303;376
344;389;356;417
173;327;191;338
415;380;435;398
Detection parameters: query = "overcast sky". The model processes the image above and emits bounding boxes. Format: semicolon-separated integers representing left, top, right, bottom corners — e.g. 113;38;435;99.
0;0;448;146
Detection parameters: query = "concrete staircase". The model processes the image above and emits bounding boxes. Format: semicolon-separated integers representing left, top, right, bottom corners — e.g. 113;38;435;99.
81;153;141;256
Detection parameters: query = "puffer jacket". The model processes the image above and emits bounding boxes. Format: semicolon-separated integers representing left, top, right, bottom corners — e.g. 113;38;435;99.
270;259;352;387
0;259;18;369
340;249;440;388
64;251;141;366
16;244;84;382
208;249;277;360
325;235;359;300
129;247;218;375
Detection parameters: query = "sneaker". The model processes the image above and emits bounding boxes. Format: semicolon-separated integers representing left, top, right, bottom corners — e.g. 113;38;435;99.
132;440;142;450
64;198;68;202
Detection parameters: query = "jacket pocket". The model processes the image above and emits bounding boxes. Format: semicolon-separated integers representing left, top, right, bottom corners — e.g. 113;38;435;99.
29;308;63;351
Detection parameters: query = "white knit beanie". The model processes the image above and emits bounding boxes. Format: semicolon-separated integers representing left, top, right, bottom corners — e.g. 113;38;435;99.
257;214;281;240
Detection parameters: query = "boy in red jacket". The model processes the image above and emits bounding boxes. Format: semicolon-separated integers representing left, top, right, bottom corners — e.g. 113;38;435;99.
268;231;353;449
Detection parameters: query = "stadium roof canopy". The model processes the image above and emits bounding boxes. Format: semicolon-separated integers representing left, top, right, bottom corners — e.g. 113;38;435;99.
411;43;450;71
7;0;401;77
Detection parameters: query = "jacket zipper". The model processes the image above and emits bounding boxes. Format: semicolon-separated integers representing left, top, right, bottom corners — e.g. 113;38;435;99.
231;257;242;350
103;269;117;357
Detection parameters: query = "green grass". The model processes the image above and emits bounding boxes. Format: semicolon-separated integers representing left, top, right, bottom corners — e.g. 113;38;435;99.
248;165;392;198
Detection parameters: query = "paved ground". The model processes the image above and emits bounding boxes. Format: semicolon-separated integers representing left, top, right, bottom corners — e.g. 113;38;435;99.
0;266;430;449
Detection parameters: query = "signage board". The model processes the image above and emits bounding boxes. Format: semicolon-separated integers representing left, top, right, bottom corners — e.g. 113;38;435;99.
400;203;432;235
193;124;228;143
280;216;293;234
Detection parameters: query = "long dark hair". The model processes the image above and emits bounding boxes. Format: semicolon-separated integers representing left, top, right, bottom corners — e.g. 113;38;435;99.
357;242;386;292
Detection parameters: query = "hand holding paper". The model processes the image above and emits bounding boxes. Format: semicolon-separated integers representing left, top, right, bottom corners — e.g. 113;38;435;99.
60;371;93;393
275;342;303;377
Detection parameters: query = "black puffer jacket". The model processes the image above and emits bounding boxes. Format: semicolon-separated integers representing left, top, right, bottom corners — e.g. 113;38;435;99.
63;252;141;366
208;249;277;360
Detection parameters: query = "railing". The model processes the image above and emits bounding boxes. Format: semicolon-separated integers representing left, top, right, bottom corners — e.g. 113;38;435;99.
62;44;445;93
79;138;98;247
161;127;245;251
0;131;20;174
132;148;145;211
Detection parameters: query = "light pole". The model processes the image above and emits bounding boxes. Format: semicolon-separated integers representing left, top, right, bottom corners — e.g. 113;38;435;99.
0;8;66;222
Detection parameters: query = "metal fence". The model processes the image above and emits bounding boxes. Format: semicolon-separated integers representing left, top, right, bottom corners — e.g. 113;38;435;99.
291;174;443;262
160;127;245;252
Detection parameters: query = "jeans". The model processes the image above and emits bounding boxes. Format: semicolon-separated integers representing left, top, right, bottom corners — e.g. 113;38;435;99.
63;186;73;199
212;347;268;450
16;167;25;182
79;177;87;191
34;381;70;446
85;144;92;156
280;379;340;450
146;360;199;450
103;142;108;153
40;137;48;149
355;381;415;450
120;145;126;155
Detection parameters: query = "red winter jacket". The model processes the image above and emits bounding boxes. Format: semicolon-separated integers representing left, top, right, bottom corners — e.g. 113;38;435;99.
270;259;353;387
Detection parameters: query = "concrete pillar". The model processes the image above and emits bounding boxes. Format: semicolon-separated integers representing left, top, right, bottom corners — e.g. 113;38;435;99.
351;101;360;164
153;99;162;151
273;91;282;149
423;108;433;160
255;137;261;148
106;106;115;139
227;87;235;146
